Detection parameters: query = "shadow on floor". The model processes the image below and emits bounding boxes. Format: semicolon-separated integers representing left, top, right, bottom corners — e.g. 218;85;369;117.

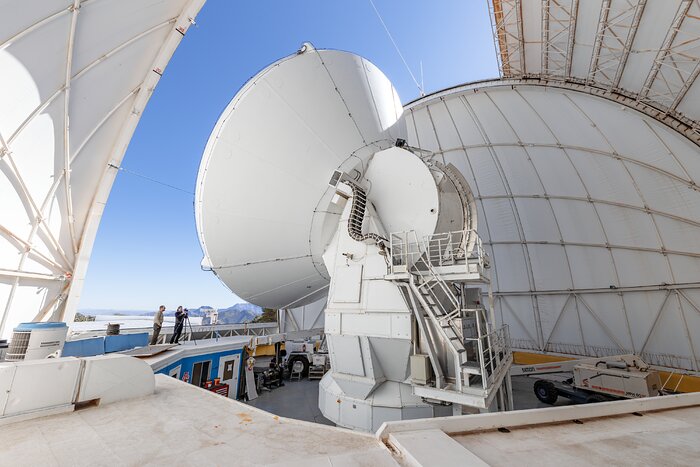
511;376;574;410
243;377;334;426
242;374;573;427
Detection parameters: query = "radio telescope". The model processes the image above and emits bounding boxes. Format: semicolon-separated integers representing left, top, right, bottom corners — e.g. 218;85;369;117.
196;45;513;431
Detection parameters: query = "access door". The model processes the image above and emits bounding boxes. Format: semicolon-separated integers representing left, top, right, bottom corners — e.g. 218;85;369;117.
191;360;211;387
218;354;241;399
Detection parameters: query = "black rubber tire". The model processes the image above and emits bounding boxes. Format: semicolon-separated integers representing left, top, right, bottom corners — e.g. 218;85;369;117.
534;380;559;405
288;356;310;377
585;393;608;404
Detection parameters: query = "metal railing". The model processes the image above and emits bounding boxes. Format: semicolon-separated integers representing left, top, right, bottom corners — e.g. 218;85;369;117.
68;322;279;342
389;230;422;272
390;229;488;274
465;324;512;390
425;230;487;268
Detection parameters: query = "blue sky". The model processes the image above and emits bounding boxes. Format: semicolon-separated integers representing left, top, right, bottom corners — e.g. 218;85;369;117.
79;0;499;311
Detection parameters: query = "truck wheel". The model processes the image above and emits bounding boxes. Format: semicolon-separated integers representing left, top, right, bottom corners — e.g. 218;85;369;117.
288;356;309;377
534;380;559;404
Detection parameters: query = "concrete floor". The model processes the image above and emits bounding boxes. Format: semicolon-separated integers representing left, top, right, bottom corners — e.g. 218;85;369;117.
245;377;334;426
451;402;700;466
3;371;697;466
0;375;396;466
243;374;573;427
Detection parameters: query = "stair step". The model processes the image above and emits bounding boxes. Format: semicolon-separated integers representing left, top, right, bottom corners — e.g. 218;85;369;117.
461;363;482;375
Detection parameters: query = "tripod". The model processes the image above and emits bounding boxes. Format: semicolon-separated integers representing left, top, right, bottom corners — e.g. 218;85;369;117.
183;315;197;346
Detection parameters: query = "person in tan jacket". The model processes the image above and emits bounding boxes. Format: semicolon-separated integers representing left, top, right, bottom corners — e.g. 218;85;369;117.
150;305;165;345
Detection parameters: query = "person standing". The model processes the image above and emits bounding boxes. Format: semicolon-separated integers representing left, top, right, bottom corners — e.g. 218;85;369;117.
170;306;187;344
151;305;165;345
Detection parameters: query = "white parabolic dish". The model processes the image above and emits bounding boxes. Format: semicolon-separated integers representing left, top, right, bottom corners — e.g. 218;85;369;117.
195;45;406;308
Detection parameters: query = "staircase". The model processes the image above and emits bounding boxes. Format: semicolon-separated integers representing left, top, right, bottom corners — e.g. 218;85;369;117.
389;229;513;409
408;251;472;392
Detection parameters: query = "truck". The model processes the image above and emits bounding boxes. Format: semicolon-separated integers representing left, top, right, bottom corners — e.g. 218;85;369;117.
283;338;328;378
511;354;663;405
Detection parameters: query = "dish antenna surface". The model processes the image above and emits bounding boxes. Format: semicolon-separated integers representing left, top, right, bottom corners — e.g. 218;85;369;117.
195;44;406;308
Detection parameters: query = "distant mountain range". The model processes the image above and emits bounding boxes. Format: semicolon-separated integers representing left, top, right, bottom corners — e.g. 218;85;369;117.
78;303;263;324
197;303;262;324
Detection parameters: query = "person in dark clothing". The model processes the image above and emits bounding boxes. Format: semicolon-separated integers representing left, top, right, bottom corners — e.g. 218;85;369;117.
170;306;187;344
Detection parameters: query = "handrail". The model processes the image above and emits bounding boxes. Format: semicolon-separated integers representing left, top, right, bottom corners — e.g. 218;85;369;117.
463;324;511;390
390;228;511;396
68;321;279;340
389;229;489;274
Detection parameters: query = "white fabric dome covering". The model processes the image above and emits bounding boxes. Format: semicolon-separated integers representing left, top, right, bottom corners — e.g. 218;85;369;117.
406;81;700;371
0;0;205;338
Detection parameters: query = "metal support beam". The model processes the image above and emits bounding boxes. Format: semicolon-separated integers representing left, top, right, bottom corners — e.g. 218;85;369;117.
486;239;700;260
476;193;700;230
575;293;626;351
588;0;612;82
490;0;525;76
542;0;579;77
491;282;700;297
63;0;81;256
543;294;573;346
587;0;648;86
611;0;648;88
640;290;672;354
639;0;699;110
0;269;66;282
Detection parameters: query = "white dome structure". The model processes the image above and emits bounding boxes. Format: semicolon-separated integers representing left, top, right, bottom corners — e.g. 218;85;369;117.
0;0;205;338
442;0;699;370
406;81;700;371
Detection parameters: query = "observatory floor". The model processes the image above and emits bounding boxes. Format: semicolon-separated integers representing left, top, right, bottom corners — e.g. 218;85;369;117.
243;374;570;427
0;375;395;466
449;405;700;466
1;372;699;466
